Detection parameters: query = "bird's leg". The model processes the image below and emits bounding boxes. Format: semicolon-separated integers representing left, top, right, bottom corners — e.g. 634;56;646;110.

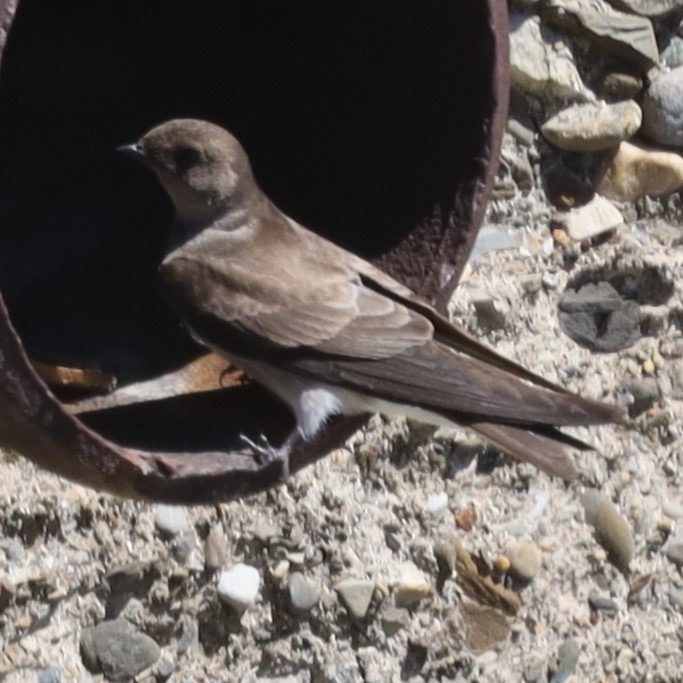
239;430;297;480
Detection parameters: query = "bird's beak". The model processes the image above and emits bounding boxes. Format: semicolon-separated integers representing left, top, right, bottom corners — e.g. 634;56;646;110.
116;142;147;162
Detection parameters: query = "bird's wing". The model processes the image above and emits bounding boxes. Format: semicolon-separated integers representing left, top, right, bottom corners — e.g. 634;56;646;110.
161;244;619;427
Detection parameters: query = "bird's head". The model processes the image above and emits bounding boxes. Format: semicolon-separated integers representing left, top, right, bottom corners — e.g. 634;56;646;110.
119;119;257;226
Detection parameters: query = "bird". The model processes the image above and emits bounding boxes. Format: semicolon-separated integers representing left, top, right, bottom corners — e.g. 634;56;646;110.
118;119;624;480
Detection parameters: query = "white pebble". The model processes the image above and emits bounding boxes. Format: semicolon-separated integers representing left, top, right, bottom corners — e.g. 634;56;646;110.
217;563;261;610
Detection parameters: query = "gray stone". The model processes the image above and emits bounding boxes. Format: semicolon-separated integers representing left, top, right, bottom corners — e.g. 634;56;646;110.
550;638;580;682
541;101;641;152
154;505;187;537
664;534;683;567
662;36;683;69
541;2;658;71
506;540;542;583
625;378;660;417
510;13;594;101
335;578;375;619
288;572;319;612
588;593;619;613
583;491;635;573
80;619;160;682
380;603;410;637
642;67;683;147
605;0;683;17
36;669;61;683
662;500;683;520
217;563;261;610
472;294;510;332
559;281;641;352
670;585;683;610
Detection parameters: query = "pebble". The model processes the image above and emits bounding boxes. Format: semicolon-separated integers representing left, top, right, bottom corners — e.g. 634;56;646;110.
217;563;261;610
335;578;375;619
204;524;229;570
36;669;61;683
662;500;683;520
5;537;23;561
553;194;624;242
641;66;683;147
394;562;432;606
425;492;449;518
611;0;683;16
625;377;660;417
505;540;542;583
154;505;187;537
582;491;635;573
541;101;641;152
507;117;536;147
471;294;509;331
540;3;658;71
670;586;683;611
596;72;643;101
558;281;641;353
596;141;683;202
549;637;580;683
588;593;619;613
288;572;319;612
380;603;410;637
80;619;160;681
664;533;683;567
510;13;593;102
494;555;511;574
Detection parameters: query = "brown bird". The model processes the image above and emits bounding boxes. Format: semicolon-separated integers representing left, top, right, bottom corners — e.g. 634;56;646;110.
119;119;623;479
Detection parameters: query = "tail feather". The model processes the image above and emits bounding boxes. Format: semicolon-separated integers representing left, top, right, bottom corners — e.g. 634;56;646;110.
467;422;582;480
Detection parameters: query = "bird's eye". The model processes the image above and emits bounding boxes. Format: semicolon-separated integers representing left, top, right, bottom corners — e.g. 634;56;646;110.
174;146;202;171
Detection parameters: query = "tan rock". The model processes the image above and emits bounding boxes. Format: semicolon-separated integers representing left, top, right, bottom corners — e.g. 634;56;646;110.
596;141;683;201
541;101;642;152
553;194;624;241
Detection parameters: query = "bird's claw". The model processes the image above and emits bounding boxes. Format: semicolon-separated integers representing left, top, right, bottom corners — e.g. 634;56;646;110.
239;432;290;479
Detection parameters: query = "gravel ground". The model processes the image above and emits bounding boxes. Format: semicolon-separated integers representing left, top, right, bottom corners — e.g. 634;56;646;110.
2;120;683;683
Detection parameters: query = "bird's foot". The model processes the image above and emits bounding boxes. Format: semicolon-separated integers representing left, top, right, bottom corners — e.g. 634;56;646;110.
239;432;291;480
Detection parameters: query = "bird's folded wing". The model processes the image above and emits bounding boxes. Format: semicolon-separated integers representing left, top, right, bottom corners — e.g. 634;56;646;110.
161;254;620;427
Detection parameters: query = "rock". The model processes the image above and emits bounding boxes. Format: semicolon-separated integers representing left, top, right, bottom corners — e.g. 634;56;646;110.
425;492;449;518
36;669;61;683
335;578;375;619
550;638;580;683
507;117;536;147
670;585;683;611
588;593;619;613
288;572;319;612
510;13;594;102
217;563;261;610
558;281;641;352
468;226;519;265
154;505;187;537
597;71;643;101
642;67;683;147
605;0;683;17
380;602;410;637
553;194;623;241
505;540;542;583
625;378;660;417
661;36;683;69
471;294;510;332
662;500;683;520
596;142;683;201
541;101;641;152
394;562;432;606
204;524;229;570
664;533;683;567
582;491;635;573
541;2;659;72
80;619;160;681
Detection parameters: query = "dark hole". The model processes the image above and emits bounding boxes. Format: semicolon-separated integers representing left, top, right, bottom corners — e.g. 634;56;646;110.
0;0;493;385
